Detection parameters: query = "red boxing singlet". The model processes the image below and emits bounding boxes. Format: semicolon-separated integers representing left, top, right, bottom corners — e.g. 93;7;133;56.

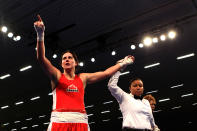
52;74;85;112
48;74;89;131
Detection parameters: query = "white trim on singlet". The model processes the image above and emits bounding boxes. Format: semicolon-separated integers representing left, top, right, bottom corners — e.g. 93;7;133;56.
47;122;52;131
50;111;88;123
52;88;57;110
47;112;90;131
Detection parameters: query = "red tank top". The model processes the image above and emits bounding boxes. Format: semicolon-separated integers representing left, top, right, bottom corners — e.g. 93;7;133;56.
52;74;85;112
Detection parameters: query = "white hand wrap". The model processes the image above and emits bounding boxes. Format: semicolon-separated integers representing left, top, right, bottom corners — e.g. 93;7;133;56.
34;23;45;42
37;33;44;42
118;56;133;67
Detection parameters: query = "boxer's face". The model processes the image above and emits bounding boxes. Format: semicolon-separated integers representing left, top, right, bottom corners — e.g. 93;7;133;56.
61;52;77;69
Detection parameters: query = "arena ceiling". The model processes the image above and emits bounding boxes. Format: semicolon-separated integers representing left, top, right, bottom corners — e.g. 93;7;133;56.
0;0;197;130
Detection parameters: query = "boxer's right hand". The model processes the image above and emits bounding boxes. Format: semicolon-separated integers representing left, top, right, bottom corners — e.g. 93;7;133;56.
118;55;134;67
117;55;135;71
34;15;45;40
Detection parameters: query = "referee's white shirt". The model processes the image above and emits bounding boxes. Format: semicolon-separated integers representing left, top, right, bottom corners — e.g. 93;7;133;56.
108;71;156;130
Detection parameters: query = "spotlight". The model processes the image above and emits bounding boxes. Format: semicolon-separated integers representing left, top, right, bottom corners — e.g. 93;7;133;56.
168;31;176;39
91;58;95;62
53;54;57;59
111;51;116;56
16;35;21;41
13;36;17;41
139;43;144;48
160;34;166;41
130;45;136;50
79;62;84;67
152;37;158;43
8;32;13;38
1;26;7;33
143;37;152;46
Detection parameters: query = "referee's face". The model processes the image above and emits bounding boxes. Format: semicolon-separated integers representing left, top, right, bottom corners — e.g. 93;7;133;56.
130;80;144;96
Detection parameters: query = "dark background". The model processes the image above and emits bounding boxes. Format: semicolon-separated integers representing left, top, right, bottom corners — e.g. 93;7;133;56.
0;0;197;130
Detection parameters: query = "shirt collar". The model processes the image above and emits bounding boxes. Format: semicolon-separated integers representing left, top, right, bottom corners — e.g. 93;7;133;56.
130;93;143;100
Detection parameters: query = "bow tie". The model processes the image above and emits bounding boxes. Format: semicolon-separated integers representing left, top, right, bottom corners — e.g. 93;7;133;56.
134;95;143;100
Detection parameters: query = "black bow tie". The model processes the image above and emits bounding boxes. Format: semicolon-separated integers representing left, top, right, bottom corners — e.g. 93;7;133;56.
134;95;143;100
